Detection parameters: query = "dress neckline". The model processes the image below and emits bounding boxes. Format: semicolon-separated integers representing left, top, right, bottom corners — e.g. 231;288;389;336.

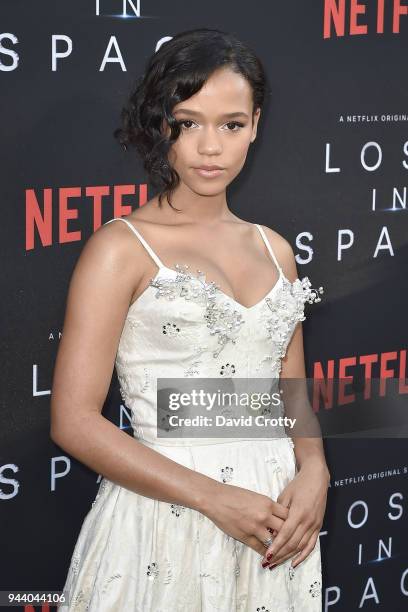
104;217;287;312
160;264;285;311
128;263;287;314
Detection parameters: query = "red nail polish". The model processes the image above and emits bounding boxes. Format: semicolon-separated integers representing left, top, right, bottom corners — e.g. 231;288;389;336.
266;552;274;560
268;563;277;570
261;561;269;568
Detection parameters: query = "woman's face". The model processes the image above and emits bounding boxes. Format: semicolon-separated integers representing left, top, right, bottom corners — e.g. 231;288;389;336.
163;67;261;196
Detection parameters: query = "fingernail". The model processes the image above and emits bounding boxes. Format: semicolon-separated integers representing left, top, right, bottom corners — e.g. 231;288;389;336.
261;561;269;568
268;563;277;570
266;552;274;560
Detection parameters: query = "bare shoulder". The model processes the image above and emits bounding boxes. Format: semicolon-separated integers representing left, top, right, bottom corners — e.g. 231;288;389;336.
257;224;299;283
72;217;153;305
92;211;162;264
81;218;140;274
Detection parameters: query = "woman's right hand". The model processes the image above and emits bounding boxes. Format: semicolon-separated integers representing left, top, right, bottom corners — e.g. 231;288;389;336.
203;482;289;557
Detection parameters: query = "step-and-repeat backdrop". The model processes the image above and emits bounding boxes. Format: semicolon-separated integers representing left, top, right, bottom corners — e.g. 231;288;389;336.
1;1;407;611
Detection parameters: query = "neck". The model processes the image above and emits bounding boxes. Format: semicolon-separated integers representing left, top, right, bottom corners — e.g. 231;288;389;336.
157;182;235;226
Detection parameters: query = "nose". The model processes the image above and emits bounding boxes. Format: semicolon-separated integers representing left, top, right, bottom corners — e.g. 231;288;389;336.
197;126;223;155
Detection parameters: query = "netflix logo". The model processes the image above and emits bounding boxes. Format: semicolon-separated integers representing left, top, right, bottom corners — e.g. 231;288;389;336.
323;0;408;38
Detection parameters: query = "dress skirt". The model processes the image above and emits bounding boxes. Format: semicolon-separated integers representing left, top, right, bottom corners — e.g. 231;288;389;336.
58;437;322;612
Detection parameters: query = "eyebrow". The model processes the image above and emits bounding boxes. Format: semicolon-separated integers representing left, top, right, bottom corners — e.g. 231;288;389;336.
173;109;249;119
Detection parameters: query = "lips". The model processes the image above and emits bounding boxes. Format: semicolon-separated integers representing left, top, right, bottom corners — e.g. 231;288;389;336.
195;166;224;171
194;167;224;178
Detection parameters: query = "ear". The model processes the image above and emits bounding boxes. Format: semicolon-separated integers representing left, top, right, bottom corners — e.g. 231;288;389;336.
250;107;261;143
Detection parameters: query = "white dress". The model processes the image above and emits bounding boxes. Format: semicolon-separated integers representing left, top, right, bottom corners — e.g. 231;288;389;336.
58;217;324;612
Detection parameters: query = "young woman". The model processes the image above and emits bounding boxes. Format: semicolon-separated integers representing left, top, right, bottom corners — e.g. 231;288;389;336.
51;28;329;611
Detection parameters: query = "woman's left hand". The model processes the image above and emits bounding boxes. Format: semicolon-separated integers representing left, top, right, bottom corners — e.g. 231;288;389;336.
261;457;330;568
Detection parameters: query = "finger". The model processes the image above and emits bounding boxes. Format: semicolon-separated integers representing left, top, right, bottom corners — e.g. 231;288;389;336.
266;519;284;535
263;519;300;561
265;540;302;566
270;523;316;566
294;525;316;554
251;518;285;556
263;522;307;563
263;527;307;566
257;528;276;551
261;548;296;570
291;530;320;568
246;535;271;557
272;502;290;520
258;516;285;549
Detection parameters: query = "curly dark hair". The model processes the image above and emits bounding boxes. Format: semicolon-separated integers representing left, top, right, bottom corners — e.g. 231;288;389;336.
113;27;268;211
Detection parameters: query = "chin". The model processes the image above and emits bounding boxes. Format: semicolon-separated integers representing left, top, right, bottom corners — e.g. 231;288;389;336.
190;183;226;196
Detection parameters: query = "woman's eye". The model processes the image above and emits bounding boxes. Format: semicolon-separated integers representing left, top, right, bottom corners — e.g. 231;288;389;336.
225;121;245;131
177;120;245;131
178;120;196;129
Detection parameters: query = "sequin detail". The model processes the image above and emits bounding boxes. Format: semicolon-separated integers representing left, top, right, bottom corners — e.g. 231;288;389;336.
264;277;324;374
149;263;245;358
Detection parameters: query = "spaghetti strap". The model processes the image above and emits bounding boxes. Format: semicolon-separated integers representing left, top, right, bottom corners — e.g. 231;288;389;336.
254;223;283;275
104;217;165;269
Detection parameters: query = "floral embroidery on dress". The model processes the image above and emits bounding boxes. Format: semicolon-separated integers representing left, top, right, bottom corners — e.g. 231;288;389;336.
139;367;150;393
170;503;187;517
146;561;159;580
184;344;209;377
127;318;141;332
162;559;174;584
117;372;132;405
309;578;322;597
264;456;283;474
264;277;323;374
220;362;236;376
101;573;122;594
255;354;277;373
71;589;89;611
288;565;295;580
149;263;245;358
204;300;245;358
162;321;180;336
71;552;81;576
220;466;234;483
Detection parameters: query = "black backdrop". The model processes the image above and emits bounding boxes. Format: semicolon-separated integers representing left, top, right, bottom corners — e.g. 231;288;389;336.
1;1;407;611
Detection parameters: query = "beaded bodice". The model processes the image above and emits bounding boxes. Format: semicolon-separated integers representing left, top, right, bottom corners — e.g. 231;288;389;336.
104;217;323;446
